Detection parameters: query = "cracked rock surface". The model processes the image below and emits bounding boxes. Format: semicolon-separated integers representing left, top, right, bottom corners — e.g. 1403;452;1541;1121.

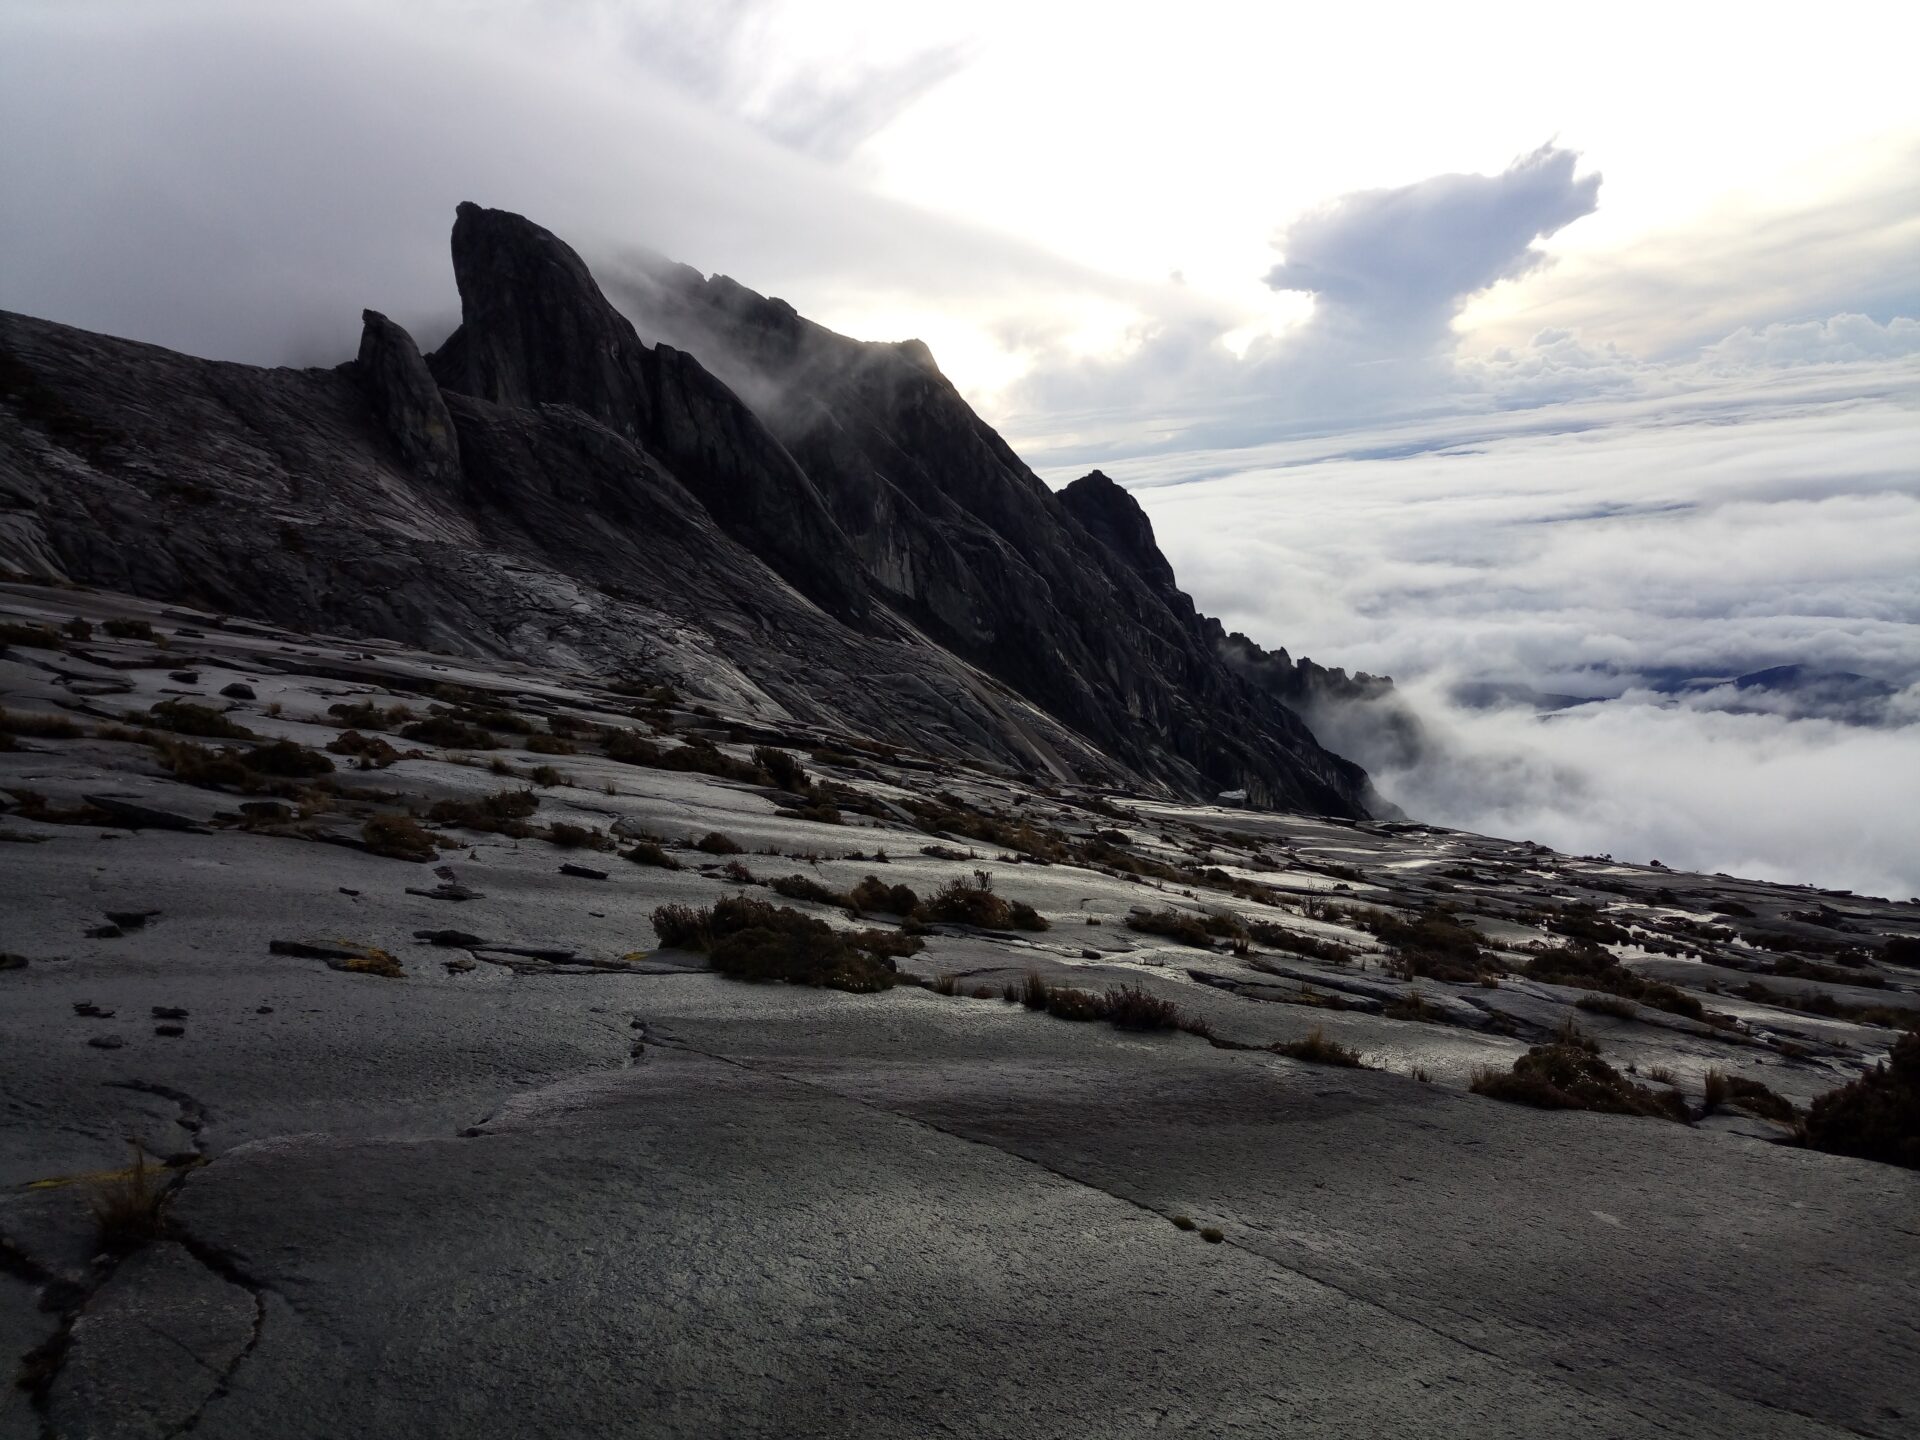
3;585;1917;1437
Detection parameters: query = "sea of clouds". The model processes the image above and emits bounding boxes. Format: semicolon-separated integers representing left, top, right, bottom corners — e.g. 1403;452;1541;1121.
1118;366;1920;900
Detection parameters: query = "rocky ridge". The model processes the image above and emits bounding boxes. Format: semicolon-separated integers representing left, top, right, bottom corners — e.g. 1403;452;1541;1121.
0;203;1382;817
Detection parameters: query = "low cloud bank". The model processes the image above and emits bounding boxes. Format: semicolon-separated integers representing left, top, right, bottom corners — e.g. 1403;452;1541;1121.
1131;369;1920;898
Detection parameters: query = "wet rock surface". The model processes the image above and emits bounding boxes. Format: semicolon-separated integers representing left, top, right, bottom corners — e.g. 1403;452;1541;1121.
2;585;1917;1437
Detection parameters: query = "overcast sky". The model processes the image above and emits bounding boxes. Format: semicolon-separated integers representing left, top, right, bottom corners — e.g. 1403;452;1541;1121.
2;0;1916;893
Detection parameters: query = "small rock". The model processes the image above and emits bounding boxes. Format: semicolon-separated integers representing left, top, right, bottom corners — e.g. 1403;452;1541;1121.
406;882;484;902
415;929;485;947
169;670;200;684
73;1001;114;1018
81;795;205;833
86;1034;125;1050
0;954;27;971
559;863;609;880
338;886;360;896
154;1024;185;1038
219;682;256;700
86;924;125;939
104;909;159;928
1081;949;1101;960
152;1006;188;1020
255;1006;274;1015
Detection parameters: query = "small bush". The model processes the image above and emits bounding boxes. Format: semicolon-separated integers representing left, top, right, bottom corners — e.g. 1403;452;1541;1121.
528;765;569;787
546;821;612;851
400;716;498;750
0;620;62;649
1045;986;1107;1022
1470;1043;1689;1121
770;873;851;907
327;700;413;731
327;729;401;767
651;896;907;992
1127;908;1238;948
102;618;155;640
362;813;439;862
1170;1215;1197;1232
1576;993;1639;1020
242;739;334;779
1526;944;1705;1022
1701;1068;1797;1124
753;745;808;792
622;841;680;869
1103;984;1184;1031
1246;922;1357;964
850;875;919;915
142;700;253;739
1275;1026;1367;1068
695;830;744;856
1799;1031;1920;1168
428;789;540;837
930;973;960;996
1199;1227;1224;1244
525;734;575;755
917;872;1047;931
1020;972;1052;1010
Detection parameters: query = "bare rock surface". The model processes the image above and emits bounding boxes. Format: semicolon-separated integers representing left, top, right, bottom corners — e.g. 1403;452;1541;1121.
2;585;1917;1437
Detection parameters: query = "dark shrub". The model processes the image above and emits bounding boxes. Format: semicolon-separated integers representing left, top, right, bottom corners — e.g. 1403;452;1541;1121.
694;830;744;856
1045;987;1107;1022
1103;984;1184;1031
427;789;539;837
1800;1032;1920;1168
525;734;575;755
916;872;1047;931
1127;908;1240;948
102;618;155;640
622;841;680;870
242;740;334;779
651;895;906;992
770;873;850;907
753;745;808;792
1471;1043;1689;1121
546;821;611;851
1524;944;1705;1022
362;814;438;862
1701;1068;1797;1124
850;875;919;915
1246;922;1356;964
142;700;253;740
327;700;413;731
400;716;498;750
0;620;62;649
327;729;401;767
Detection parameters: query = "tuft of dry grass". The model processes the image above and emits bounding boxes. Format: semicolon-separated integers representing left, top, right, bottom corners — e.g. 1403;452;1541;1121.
0;706;82;739
90;1145;170;1253
1275;1026;1367;1068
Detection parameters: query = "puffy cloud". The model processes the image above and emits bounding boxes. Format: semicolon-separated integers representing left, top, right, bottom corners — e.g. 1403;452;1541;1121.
1265;144;1601;355
1699;313;1920;371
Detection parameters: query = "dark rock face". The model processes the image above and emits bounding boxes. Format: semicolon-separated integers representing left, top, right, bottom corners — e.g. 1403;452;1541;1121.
357;309;460;487
0;203;1383;815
